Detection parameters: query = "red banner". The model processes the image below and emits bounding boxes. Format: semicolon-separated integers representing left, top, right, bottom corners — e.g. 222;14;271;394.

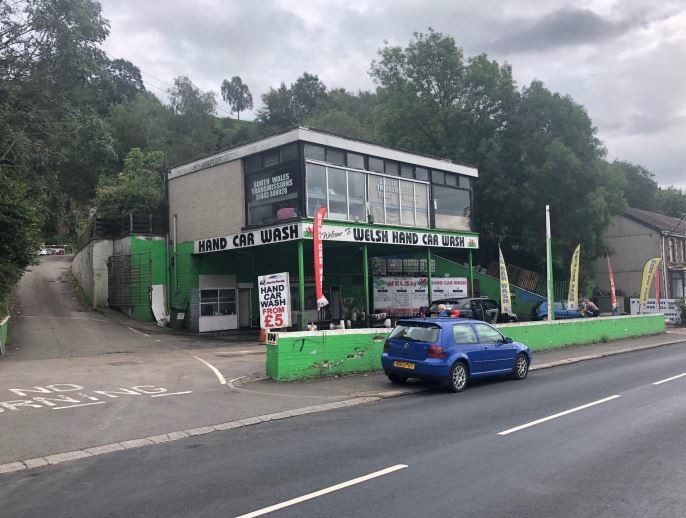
313;207;329;309
607;256;617;314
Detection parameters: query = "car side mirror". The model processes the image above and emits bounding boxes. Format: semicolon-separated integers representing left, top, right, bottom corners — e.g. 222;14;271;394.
505;337;513;344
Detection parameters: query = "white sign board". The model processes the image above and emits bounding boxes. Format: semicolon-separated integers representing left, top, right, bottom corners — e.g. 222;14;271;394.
258;272;291;329
629;298;682;324
373;277;468;316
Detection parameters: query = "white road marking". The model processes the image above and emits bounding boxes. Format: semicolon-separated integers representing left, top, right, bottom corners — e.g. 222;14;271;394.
235;464;408;518
228;376;245;389
652;373;686;385
51;401;107;410
126;326;151;338
193;356;227;385
498;395;621;436
151;391;193;398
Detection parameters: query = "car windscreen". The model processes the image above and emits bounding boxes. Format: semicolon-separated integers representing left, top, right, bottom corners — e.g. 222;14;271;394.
389;324;440;343
428;302;456;311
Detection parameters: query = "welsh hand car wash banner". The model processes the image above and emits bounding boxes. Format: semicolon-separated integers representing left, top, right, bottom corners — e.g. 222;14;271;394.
257;272;291;329
607;256;618;315
313;207;329;309
498;246;512;316
639;257;662;307
567;244;580;310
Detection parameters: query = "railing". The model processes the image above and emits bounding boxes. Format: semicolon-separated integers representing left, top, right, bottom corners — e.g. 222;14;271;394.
75;213;166;252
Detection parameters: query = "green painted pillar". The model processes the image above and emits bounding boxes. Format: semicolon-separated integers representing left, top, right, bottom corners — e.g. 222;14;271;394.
427;247;433;304
468;250;475;297
297;240;306;330
362;245;370;320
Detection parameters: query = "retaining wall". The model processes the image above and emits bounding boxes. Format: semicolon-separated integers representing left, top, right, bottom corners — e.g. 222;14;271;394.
0;316;8;355
70;239;112;307
266;314;665;380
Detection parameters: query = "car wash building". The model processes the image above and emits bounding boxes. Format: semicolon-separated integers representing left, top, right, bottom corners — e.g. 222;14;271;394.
167;127;481;332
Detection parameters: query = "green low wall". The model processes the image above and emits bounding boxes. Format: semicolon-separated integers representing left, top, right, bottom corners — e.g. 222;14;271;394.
498;314;665;351
0;316;9;355
266;315;665;380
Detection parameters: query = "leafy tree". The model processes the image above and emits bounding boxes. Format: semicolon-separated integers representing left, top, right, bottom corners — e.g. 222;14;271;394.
608;160;658;211
257;72;326;130
306;88;378;140
657;186;686;218
95;148;165;217
220;76;253;120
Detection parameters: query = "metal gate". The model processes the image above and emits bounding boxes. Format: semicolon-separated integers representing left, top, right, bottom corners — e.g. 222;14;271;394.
107;252;152;314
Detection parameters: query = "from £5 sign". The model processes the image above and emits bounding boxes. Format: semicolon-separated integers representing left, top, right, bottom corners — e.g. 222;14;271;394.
313;207;328;309
498;246;512;316
639;257;662;306
258;272;291;329
567;244;581;310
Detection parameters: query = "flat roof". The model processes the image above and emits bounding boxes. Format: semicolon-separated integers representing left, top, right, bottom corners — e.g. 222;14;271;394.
168;126;478;180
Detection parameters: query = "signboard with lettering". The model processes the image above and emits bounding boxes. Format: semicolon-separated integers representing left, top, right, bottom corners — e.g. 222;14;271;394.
194;223;300;254
629;298;681;324
248;170;296;202
258;272;291;329
373;277;468;316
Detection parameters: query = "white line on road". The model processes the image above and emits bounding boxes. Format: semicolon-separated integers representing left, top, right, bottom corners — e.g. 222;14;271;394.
235;464;408;518
51;401;107;411
150;391;193;398
126;326;151;338
498;395;621;436
652;373;686;385
193;356;227;385
228;376;245;389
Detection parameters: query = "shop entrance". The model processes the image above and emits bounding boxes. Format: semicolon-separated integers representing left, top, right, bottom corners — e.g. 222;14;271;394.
238;288;252;327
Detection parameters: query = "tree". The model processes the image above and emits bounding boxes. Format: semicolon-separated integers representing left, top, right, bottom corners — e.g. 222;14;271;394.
95;148;165;217
609;160;659;211
657;186;686;219
220;76;253;120
257;72;327;130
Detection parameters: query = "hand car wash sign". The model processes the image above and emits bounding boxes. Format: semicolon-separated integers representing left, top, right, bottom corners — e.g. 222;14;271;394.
258;272;291;329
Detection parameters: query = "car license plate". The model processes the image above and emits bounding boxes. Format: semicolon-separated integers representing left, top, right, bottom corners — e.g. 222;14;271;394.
393;361;415;370
431;313;437;317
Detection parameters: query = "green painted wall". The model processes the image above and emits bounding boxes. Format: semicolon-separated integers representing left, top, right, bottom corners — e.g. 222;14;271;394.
170;241;200;312
0;316;8;355
266;315;665;380
129;236;167;322
499;314;665;351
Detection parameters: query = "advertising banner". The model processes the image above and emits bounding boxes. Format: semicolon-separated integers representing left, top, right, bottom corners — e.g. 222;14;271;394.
567;244;580;310
313;207;329;309
639;257;662;306
258;272;291;329
194;223;300;254
607;256;618;314
498;246;512;316
373;277;467;316
629;298;681;324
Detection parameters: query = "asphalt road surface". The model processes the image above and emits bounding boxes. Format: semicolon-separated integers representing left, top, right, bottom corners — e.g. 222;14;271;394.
2;339;686;517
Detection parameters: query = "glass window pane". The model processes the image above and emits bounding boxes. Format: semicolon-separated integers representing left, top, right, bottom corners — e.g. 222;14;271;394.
384;177;400;225
415;183;429;227
431;170;445;184
433;185;471;231
453;324;478;344
348;171;366;222
326;148;345;166
415;167;428;181
219;289;235;302
245;154;262;174
306;163;327;217
445;173;459;187
367;174;385;223
400;164;414;178
347;153;365;169
201;303;218;316
263;150;279;168
400;180;415;226
201;290;218;303
304;144;325;161
474;323;504;343
327;167;348;220
369;157;384;173
462;176;471;189
280;143;298;162
218;302;236;315
385;161;399;176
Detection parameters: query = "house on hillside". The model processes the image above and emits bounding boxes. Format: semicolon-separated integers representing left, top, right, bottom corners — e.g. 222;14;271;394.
597;207;686;299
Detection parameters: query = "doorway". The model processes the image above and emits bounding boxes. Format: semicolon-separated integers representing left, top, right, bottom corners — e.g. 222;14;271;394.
330;286;342;321
238;288;252;328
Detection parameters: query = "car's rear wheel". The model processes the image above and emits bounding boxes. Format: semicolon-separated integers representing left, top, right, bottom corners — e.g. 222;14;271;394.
387;373;408;384
540;315;548;321
512;353;529;380
447;361;468;393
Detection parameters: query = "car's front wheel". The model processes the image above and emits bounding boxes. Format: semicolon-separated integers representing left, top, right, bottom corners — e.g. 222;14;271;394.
447;361;468;393
386;373;408;384
512;353;529;380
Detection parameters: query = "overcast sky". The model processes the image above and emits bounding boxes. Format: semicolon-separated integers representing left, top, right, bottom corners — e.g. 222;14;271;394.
100;0;685;189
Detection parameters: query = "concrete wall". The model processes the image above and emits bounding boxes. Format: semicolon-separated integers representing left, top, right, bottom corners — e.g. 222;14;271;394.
168;158;244;244
71;239;112;307
266;315;665;380
597;215;661;297
0;316;8;355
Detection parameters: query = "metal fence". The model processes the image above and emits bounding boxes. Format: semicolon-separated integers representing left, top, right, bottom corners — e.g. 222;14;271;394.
76;213;165;252
107;251;152;313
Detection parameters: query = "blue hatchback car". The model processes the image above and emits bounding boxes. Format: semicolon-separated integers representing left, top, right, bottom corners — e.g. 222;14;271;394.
381;318;532;392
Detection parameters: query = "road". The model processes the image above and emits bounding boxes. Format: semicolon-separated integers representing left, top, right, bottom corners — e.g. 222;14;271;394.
2;337;686;517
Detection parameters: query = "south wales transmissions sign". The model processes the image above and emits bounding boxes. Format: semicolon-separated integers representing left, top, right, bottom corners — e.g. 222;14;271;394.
258;272;291;329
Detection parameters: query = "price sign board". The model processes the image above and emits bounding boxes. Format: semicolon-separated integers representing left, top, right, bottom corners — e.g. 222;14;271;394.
258;272;291;329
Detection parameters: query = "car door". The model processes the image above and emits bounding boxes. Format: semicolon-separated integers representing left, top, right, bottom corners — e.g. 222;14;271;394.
474;323;518;373
470;301;486;321
482;299;499;324
452;323;484;374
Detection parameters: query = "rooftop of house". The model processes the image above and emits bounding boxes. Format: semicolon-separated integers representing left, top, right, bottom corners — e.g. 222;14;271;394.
625;207;686;236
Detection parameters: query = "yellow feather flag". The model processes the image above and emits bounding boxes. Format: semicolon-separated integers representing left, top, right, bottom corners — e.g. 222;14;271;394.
498;246;512;316
639;258;662;306
567;245;581;310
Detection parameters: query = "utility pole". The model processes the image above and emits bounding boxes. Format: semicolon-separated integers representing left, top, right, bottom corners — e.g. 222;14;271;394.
546;205;554;321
